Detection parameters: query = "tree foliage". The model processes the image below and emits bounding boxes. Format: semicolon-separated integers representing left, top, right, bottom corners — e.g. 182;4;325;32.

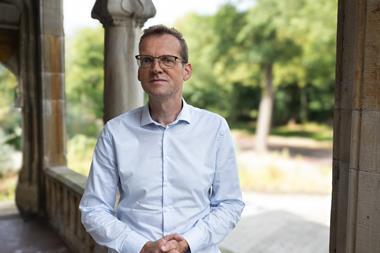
0;1;337;146
65;27;104;137
177;0;337;126
0;66;21;150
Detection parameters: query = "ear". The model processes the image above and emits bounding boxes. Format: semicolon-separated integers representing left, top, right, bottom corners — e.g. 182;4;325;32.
182;63;192;81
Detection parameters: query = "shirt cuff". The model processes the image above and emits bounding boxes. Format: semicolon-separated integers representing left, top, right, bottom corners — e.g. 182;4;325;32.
121;231;149;253
182;225;206;253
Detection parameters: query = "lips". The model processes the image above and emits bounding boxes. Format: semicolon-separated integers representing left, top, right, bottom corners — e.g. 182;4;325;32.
149;78;167;84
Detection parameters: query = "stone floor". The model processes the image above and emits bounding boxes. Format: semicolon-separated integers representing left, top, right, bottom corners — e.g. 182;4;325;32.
0;201;70;253
220;210;329;253
0;192;331;253
219;192;331;253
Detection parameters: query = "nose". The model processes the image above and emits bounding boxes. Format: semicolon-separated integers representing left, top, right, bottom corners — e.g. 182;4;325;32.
151;58;163;73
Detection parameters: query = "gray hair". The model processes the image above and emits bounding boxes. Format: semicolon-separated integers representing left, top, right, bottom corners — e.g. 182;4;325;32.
139;24;189;63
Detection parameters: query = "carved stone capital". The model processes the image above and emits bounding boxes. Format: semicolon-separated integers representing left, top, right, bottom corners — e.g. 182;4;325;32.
92;0;156;27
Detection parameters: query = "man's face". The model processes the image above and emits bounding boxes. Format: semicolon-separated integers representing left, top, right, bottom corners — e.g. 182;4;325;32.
137;34;192;100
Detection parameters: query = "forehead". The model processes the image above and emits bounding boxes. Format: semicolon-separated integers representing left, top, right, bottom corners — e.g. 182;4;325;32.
139;34;181;55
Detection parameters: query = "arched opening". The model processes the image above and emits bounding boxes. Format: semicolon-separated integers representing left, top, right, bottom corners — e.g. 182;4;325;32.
0;2;23;214
63;1;336;252
0;0;377;252
0;64;21;205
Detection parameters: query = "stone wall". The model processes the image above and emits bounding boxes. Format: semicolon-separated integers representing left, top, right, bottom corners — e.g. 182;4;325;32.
330;0;380;252
46;167;106;253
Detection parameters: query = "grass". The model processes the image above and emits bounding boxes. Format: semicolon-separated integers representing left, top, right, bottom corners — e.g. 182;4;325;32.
0;172;17;201
231;121;333;142
235;122;333;194
271;122;333;141
239;164;332;194
67;134;96;176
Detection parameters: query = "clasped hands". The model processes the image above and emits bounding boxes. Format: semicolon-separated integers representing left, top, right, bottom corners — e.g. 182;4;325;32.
141;233;189;253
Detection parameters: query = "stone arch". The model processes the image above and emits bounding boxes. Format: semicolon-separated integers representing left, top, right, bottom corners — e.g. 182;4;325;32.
0;0;40;214
0;0;66;215
0;0;379;252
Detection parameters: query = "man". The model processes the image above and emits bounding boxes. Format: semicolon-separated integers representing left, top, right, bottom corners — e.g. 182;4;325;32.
80;25;244;253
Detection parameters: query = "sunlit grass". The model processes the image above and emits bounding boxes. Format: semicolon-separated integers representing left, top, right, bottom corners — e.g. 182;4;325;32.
67;134;96;176
231;121;333;142
0;173;17;201
233;122;333;194
271;122;333;141
239;162;332;194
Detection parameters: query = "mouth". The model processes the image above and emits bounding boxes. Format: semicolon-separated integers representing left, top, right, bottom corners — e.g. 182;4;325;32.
149;78;167;84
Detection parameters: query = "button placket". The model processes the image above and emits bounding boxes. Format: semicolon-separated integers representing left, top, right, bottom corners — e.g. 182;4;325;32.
161;126;169;234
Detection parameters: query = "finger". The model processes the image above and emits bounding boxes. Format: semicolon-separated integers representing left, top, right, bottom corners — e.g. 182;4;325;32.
156;238;168;249
161;239;178;252
163;233;184;242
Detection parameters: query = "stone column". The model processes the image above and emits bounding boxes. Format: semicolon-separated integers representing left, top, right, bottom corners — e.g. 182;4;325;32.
330;0;380;252
91;0;156;122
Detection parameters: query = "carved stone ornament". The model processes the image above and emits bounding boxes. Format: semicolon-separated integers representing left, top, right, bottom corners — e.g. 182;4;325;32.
92;0;156;27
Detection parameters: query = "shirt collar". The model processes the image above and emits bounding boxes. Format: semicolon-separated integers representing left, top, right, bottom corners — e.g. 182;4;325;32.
140;98;191;127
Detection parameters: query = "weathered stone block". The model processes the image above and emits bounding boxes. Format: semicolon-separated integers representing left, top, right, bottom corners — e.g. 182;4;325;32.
41;34;64;73
349;109;362;169
333;108;352;162
345;167;360;251
360;0;380;110
0;29;19;64
359;110;380;173
335;0;357;110
334;161;350;253
0;3;20;28
42;100;66;167
41;0;64;36
42;73;65;100
356;171;380;253
15;183;40;214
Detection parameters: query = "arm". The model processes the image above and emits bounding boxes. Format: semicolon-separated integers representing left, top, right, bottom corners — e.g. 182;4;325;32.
182;119;245;252
79;126;149;253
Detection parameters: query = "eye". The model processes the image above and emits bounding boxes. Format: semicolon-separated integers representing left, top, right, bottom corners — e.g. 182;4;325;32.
160;55;176;64
141;56;154;64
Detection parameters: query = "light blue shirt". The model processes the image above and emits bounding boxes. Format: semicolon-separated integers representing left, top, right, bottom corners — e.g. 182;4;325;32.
79;100;245;253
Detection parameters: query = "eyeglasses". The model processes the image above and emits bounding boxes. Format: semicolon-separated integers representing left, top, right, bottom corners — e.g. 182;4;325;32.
135;55;185;69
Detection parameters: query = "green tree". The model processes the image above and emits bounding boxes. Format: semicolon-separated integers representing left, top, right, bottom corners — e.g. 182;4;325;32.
0;65;21;150
66;27;104;138
237;0;301;151
176;13;231;117
273;0;337;123
177;5;260;120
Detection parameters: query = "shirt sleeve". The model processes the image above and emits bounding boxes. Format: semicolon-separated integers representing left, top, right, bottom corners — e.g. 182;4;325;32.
182;119;245;252
79;126;149;253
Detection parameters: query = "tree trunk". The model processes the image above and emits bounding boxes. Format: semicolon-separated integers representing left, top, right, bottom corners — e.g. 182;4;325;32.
299;86;308;123
255;63;274;152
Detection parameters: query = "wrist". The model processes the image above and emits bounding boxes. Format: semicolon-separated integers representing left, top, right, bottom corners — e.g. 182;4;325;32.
141;241;153;253
180;240;190;253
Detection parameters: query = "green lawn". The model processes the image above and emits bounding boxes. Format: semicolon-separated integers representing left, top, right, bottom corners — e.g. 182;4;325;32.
231;121;333;142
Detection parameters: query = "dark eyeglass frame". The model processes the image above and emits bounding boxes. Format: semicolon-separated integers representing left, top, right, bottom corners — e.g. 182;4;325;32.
135;55;186;69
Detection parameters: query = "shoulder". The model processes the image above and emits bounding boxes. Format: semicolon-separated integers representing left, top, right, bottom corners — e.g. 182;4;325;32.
188;104;229;131
102;106;144;135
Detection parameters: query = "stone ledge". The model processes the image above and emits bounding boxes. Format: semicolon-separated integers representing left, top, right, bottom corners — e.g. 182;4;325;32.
45;166;87;195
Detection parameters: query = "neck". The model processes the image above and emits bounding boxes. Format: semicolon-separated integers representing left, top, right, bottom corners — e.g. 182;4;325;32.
148;97;183;126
